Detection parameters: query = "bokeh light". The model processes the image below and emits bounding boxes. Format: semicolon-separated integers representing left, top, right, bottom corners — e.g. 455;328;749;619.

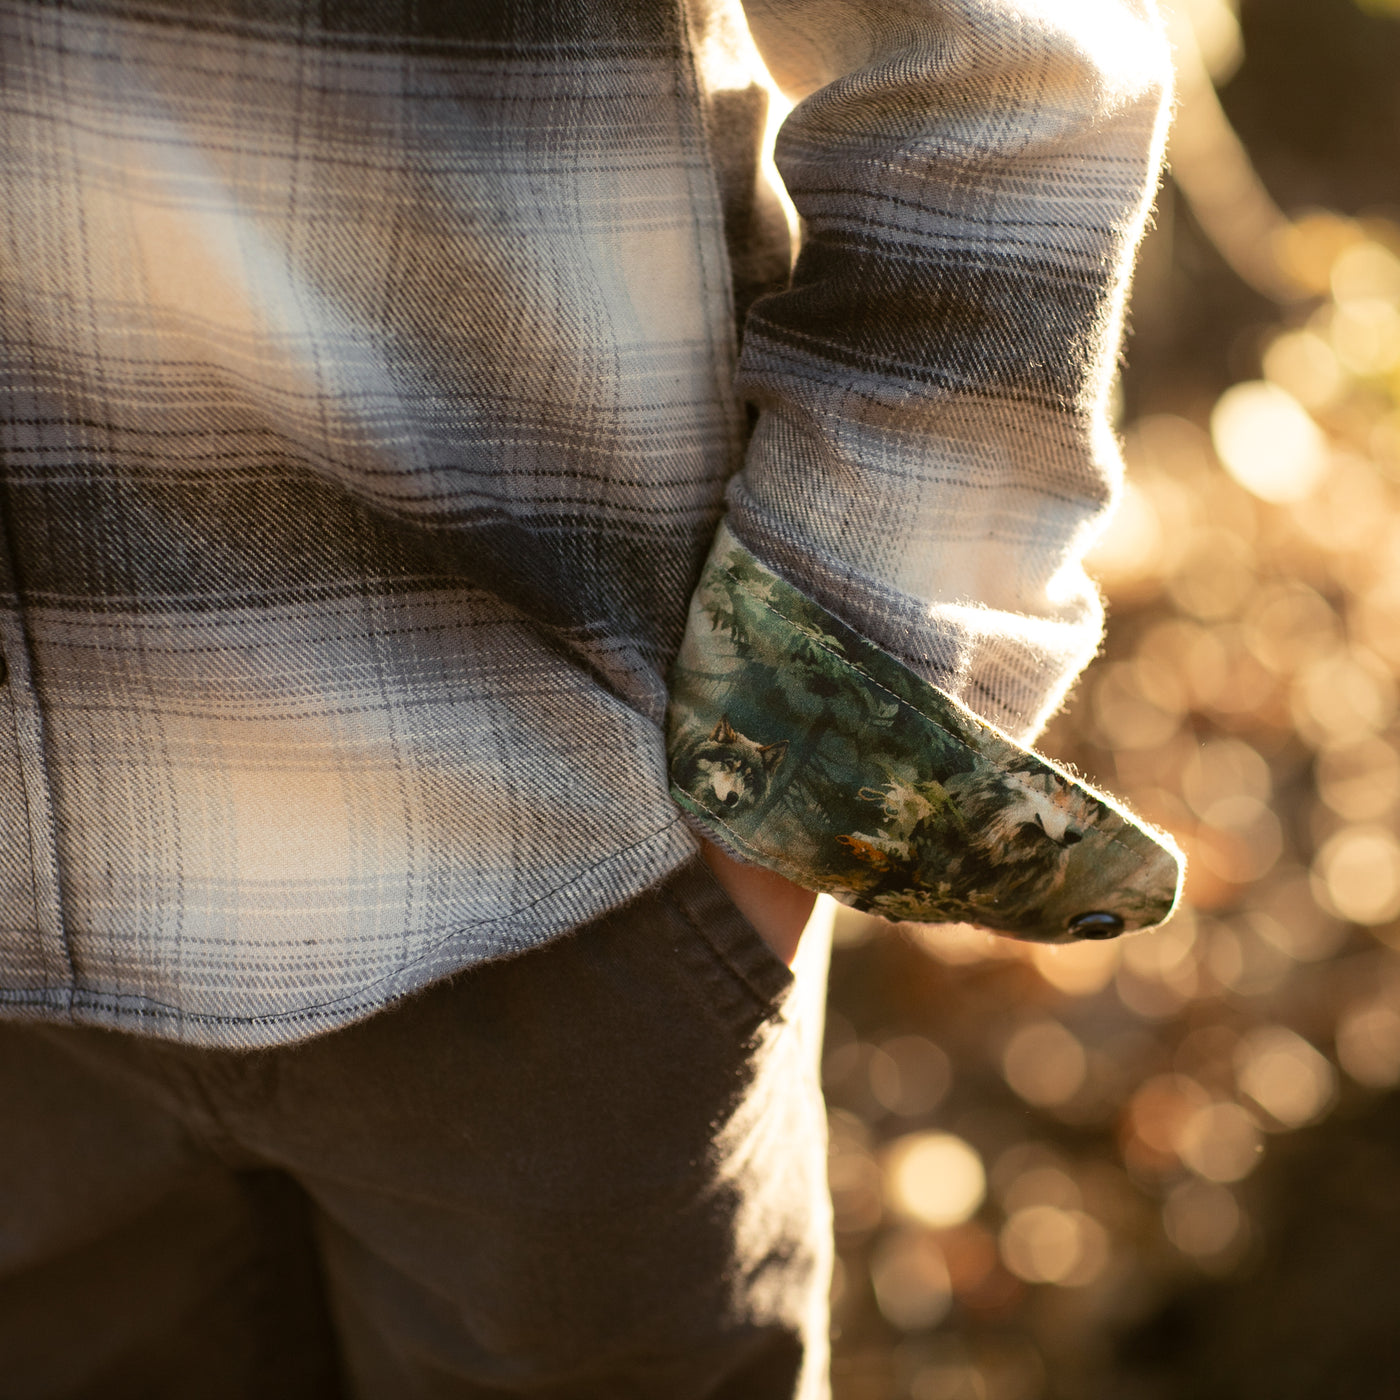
871;1229;954;1331
871;1036;954;1118
822;9;1400;1394
1234;1026;1337;1128
1162;1179;1247;1262
998;1206;1111;1287
884;1133;987;1230
1176;1101;1264;1182
1335;999;1400;1087
1210;381;1329;503
1000;1021;1087;1108
1311;825;1400;924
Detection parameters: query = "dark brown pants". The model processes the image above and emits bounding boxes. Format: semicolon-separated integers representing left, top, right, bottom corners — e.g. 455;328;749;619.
0;858;832;1398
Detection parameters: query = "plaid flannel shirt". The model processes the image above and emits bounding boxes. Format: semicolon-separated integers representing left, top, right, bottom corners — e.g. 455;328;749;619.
0;0;1180;1047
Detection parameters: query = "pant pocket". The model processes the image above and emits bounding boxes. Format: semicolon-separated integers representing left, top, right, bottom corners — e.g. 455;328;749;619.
657;854;797;1042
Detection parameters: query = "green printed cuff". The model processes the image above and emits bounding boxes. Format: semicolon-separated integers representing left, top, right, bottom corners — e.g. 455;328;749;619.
666;525;1183;943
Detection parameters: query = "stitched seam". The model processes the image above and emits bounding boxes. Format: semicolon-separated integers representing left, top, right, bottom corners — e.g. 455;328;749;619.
664;874;792;1023
673;790;804;888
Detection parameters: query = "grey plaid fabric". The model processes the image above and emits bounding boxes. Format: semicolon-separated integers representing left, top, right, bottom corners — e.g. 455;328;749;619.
0;0;1172;1047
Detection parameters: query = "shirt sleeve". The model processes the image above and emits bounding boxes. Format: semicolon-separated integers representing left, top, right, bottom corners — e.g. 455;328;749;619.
666;0;1183;942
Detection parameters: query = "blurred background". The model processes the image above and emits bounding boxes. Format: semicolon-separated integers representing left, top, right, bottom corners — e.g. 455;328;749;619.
822;1;1400;1395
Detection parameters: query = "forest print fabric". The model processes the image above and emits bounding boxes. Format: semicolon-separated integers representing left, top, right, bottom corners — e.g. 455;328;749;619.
669;527;1183;943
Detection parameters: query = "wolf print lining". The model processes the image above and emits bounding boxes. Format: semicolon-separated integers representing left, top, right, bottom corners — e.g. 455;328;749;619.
666;525;1183;944
672;718;788;815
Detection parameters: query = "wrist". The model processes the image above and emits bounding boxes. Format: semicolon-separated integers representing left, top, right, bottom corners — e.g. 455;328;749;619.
698;838;817;966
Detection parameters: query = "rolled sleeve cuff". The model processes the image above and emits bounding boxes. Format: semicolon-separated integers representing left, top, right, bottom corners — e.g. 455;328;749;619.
667;524;1182;944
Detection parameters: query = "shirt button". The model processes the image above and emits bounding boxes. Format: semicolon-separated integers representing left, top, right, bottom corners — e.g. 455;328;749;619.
1069;911;1125;940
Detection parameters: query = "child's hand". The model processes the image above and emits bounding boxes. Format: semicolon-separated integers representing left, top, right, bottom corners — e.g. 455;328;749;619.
698;838;817;967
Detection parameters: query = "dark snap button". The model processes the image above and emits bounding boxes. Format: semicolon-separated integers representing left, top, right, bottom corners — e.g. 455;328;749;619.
1069;911;1125;940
